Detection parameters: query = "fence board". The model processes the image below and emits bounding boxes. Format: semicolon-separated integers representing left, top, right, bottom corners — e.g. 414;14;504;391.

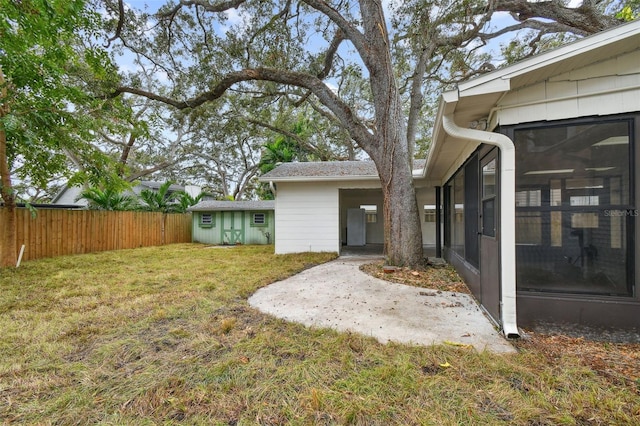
0;208;192;263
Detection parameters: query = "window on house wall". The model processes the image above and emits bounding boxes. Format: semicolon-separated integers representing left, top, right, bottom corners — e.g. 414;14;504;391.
360;205;377;223
200;213;214;227
513;118;634;296
251;212;267;226
452;170;465;258
424;205;436;222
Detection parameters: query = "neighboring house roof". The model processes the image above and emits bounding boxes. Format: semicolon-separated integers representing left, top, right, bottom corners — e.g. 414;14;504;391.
259;160;426;182
188;200;275;212
427;19;640;181
52;181;196;206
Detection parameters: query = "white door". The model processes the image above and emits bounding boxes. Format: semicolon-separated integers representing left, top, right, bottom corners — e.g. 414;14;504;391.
347;208;366;246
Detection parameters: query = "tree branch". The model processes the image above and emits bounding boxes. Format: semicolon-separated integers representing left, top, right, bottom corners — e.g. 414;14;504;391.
158;0;248;18
112;67;374;150
491;0;621;34
104;0;125;48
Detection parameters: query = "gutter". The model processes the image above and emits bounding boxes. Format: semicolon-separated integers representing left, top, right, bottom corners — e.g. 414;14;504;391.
442;114;520;339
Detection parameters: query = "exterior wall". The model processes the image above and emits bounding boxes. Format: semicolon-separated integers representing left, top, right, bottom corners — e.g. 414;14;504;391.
53;186;87;206
192;211;222;244
191;211;275;245
274;181;340;253
274;179;440;254
339;189;384;244
244;211;275;244
498;50;640;125
415;186;437;247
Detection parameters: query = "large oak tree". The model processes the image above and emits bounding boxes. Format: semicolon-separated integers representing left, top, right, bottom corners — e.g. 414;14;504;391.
105;0;629;266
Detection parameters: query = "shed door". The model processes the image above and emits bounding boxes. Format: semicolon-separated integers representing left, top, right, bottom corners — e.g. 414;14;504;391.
222;211;244;244
480;149;501;322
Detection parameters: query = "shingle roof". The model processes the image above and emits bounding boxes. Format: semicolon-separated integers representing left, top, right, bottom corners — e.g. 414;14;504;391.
188;200;275;212
137;181;185;192
259;160;426;181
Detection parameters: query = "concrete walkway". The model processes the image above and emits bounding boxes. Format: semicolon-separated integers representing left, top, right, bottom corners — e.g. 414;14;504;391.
249;256;516;353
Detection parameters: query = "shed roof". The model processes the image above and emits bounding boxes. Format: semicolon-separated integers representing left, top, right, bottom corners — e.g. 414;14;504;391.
188;200;275;212
259;159;426;182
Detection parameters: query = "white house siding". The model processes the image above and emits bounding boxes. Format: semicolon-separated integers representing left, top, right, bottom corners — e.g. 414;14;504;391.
415;186;437;247
498;49;640;125
274;181;340;253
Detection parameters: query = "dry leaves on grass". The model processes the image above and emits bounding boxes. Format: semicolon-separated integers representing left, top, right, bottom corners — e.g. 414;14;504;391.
515;332;640;386
360;260;470;294
362;260;640;389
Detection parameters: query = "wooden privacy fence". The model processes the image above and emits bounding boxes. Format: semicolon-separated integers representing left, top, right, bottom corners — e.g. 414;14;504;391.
0;208;192;263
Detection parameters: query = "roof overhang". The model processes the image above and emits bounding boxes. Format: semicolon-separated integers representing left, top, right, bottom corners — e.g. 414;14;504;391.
425;19;640;184
258;175;380;183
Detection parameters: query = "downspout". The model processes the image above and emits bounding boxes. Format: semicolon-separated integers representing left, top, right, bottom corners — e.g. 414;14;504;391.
269;181;277;197
442;114;520;338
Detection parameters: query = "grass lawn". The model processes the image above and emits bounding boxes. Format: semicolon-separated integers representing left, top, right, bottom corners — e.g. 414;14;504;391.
0;244;638;425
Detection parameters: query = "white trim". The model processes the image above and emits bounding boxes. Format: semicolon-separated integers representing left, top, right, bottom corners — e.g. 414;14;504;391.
458;20;640;95
442;115;519;339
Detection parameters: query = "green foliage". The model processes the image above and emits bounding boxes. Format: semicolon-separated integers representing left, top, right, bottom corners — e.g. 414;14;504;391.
616;1;640;20
259;137;298;174
78;186;138;211
138;181;182;213
258;117;321;174
0;0;123;201
175;191;205;213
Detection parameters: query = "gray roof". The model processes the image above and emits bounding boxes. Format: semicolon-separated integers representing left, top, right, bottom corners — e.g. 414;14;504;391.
259;160;426;181
137;181;185;193
188;200;275;212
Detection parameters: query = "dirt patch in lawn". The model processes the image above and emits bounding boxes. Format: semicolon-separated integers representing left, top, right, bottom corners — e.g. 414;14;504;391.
360;260;640;388
359;260;470;294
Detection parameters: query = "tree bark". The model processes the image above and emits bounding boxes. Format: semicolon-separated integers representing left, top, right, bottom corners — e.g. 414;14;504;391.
357;0;424;267
0;66;17;268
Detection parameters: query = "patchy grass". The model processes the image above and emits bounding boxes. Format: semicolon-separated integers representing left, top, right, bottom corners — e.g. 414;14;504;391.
1;244;638;424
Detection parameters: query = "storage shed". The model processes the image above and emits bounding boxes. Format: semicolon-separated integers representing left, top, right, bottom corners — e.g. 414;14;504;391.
188;200;275;245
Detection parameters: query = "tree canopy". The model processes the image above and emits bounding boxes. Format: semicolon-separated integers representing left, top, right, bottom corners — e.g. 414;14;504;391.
0;0;123;266
99;0;632;266
1;0;635;267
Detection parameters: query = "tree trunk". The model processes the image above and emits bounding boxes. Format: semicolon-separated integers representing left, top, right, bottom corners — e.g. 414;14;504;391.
369;99;424;267
0;66;17;268
377;150;424;267
359;0;424;267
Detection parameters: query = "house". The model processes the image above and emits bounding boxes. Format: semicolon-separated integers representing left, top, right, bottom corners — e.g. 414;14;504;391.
426;19;640;334
52;181;201;207
261;19;640;334
187;200;275;245
259;160;433;254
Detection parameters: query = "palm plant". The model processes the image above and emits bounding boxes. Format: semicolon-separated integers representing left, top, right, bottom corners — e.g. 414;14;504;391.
175;191;205;213
138;181;181;213
78;187;138;211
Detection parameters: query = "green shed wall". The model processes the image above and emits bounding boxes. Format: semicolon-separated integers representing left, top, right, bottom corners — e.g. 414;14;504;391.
191;211;274;245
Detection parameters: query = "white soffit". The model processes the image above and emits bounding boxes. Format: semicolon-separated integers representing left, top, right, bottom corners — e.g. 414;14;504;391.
457;19;640;99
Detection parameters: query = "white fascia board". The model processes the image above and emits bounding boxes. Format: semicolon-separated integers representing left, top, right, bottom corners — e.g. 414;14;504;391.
258;175;380;183
458;20;640;95
459;77;511;97
424;92;459;178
